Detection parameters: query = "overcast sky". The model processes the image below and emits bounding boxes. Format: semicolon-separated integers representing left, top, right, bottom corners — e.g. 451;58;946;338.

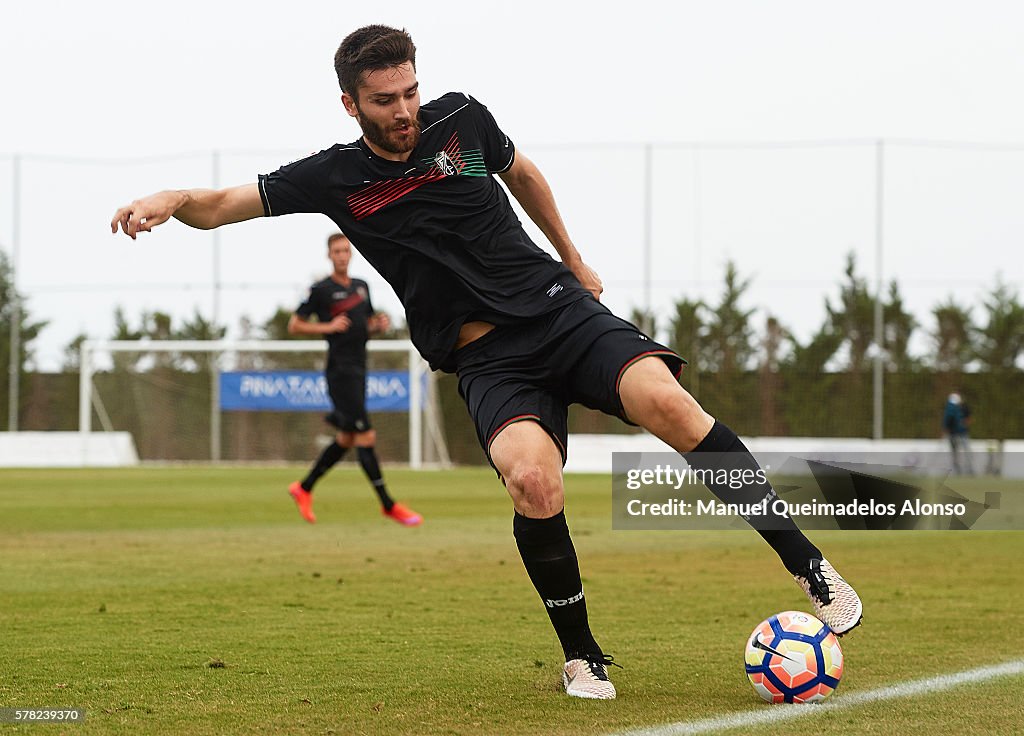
2;1;1022;370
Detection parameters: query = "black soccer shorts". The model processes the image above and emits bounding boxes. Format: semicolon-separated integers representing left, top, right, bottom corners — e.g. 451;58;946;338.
325;369;372;433
455;296;684;467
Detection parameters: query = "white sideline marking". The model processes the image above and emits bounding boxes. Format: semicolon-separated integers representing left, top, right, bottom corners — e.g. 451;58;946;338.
611;658;1024;736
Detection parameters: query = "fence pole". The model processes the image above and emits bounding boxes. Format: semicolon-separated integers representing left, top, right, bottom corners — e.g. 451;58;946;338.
7;155;21;431
643;143;653;331
210;150;222;461
409;347;423;469
211;149;222;328
211;352;222;462
873;139;885;440
691;146;702;398
79;340;93;434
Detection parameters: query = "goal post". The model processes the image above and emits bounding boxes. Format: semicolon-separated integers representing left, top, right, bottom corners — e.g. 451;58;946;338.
78;339;447;468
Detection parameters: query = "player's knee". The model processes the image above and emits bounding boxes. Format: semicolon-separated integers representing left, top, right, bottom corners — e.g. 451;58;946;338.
354;429;377;447
506;463;562;513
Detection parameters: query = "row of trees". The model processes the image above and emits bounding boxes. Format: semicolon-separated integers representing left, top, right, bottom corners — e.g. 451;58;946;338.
1;248;1018;378
3;249;1022;446
42;252;1024;378
631;252;1023;377
625;252;1022;439
0;252;45;425
57;306;408;373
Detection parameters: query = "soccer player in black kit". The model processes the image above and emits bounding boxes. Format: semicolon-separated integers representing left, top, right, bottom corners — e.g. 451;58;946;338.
286;231;423;527
112;24;862;700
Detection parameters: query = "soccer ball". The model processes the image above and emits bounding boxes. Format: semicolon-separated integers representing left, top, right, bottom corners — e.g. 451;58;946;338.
744;610;844;703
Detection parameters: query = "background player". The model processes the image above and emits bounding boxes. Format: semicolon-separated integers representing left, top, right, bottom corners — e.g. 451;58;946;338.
286;232;422;527
942;391;974;475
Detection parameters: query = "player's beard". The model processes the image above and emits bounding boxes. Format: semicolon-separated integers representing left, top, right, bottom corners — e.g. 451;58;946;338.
358;113;421;156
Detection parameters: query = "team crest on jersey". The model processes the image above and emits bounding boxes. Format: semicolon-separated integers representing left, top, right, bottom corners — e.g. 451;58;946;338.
434;151;458;176
422;132;487;178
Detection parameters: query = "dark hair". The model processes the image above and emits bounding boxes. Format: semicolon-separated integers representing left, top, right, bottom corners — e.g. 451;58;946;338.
326;232;348;249
334;25;417;97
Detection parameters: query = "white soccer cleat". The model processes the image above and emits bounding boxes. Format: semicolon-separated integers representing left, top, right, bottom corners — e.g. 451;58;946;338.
793;558;863;635
562;654;618;700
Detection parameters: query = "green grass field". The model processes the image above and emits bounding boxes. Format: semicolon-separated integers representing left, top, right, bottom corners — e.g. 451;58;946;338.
2;467;1023;735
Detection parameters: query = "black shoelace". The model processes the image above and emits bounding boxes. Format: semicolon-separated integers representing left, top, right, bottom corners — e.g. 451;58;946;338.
802;559;833;605
583;653;623;680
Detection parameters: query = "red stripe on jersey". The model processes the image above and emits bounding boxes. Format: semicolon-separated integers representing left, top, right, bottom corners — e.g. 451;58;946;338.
329;293;365;316
348;170;446;221
346;132;466;220
349;174;426;210
443;132;460;155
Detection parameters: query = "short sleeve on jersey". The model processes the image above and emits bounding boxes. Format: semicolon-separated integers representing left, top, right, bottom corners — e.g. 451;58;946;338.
259;149;333;217
361;281;375;314
467;96;516;174
295;287;318;318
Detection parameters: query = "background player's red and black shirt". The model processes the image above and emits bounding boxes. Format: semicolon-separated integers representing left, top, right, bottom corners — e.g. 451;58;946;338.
296;277;374;372
259;93;589;372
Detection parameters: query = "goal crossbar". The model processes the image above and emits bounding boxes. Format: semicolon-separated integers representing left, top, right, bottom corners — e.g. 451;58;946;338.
78;339;428;467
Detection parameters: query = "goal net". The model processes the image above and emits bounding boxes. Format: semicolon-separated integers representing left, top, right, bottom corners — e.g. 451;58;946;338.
78;339;450;467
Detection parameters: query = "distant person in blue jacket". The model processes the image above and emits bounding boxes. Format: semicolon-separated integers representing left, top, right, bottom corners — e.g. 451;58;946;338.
943;392;973;475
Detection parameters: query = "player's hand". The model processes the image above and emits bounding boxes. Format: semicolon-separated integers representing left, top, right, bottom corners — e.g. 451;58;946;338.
327;314;352;333
371;313;391;333
571;261;604;301
110;191;187;240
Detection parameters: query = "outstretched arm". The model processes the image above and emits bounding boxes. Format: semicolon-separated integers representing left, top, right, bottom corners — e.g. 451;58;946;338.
499;152;603;300
287;313;351;336
110;184;264;240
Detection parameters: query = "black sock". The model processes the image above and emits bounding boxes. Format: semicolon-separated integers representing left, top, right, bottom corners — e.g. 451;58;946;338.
684;420;821;575
513;511;601;661
357;447;394;511
301;442;347;492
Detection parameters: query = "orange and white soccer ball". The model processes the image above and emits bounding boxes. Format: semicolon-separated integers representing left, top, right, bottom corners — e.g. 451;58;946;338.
744;610;844;703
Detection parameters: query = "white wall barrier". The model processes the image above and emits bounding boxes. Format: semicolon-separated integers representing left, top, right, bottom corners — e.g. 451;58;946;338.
0;432;139;468
564;434;1024;478
2;431;1018;475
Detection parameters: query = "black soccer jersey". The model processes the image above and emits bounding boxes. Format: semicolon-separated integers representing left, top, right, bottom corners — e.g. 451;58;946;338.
295;276;375;371
259;93;589;372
